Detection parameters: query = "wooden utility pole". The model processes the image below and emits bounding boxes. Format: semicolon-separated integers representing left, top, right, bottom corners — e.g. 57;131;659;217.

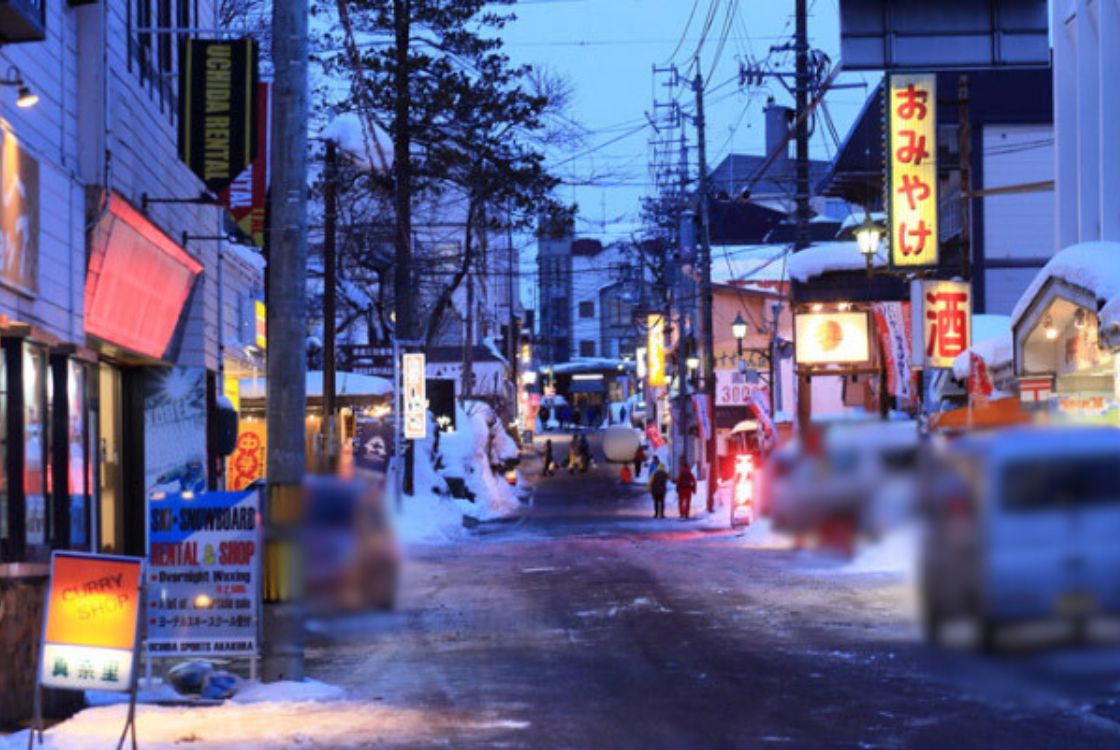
263;0;309;682
323;140;338;472
693;66;717;512
792;0;812;431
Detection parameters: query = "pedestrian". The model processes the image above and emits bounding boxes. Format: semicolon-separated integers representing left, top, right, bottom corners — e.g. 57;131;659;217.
567;436;580;473
578;434;592;473
620;405;628;424
542;439;555;476
676;463;697;520
632;444;647;480
649;461;669;519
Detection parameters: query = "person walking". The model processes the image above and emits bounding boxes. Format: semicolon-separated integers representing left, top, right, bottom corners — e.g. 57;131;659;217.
542;439;556;476
676;463;697;520
578;434;593;473
567;436;580;473
649;461;669;519
632;444;647;480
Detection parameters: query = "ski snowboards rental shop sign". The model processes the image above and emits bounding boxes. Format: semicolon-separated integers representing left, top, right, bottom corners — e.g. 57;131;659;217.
178;38;259;194
32;552;144;747
148;489;262;657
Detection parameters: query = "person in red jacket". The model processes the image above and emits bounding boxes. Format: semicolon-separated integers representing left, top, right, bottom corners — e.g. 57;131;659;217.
676;464;697;520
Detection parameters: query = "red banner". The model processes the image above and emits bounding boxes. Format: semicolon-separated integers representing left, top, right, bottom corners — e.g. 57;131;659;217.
218;82;270;246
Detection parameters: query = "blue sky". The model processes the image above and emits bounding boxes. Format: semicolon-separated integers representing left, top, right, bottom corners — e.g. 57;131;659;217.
502;0;876;246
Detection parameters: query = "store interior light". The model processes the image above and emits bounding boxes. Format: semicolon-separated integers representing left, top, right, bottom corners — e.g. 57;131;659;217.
811;303;824;313
1043;314;1059;340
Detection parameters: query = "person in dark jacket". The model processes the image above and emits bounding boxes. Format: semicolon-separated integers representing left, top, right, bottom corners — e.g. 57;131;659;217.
578;434;593;472
676;464;697;520
632;445;647;480
649;463;669;519
542;439;556;476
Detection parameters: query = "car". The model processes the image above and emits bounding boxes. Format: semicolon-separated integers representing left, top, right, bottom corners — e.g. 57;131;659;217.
768;419;919;540
919;427;1120;650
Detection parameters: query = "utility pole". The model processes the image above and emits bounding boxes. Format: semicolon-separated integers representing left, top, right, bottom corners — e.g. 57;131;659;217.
793;0;811;253
392;0;415;495
676;137;691;475
693;65;717;512
793;0;812;432
263;0;308;683
322;140;338;473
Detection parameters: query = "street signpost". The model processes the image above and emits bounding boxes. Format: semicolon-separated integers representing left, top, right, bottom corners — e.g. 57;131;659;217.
33;552;144;749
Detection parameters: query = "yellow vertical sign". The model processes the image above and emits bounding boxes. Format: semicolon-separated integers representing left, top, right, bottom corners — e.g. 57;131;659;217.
889;73;938;267
646;314;666;387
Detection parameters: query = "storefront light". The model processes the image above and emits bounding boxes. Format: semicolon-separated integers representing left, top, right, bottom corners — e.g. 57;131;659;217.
1043;314;1058;340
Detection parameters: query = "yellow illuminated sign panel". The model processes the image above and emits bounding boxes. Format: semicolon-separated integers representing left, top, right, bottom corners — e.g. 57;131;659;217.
403;352;427;440
889;73;938;267
254;300;267;349
646;315;666;387
40;552;143;693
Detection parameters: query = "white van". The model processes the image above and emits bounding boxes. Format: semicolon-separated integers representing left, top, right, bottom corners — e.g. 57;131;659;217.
920;427;1120;649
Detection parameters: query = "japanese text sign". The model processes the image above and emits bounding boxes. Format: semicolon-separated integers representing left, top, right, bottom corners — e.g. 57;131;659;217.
403;352;427;439
646;315;666;387
148;489;261;656
40;552;143;692
889;73;938;267
914;280;971;368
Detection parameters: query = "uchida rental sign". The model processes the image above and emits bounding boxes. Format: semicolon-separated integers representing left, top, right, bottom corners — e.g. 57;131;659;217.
40;552;143;692
147;489;262;656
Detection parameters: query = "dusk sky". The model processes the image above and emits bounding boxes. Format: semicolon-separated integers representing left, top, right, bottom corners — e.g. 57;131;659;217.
503;0;876;248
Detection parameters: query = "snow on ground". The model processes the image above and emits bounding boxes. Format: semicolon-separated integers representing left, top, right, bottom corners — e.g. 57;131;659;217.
0;680;527;750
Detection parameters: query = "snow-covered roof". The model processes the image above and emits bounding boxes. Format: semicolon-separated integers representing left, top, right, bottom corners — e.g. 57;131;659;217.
551;357;634;374
239;371;393;401
319;112;392;173
837;211;886;233
1009;241;1120;330
951;314;1013;380
226;242;266;271
711;244;790;284
786;241;886;282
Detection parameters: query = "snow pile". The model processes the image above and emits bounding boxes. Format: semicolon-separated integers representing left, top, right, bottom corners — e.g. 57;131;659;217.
438;401;522;520
841;525;918;577
389;424;469;545
1009;241;1120;329
951;314;1014;380
786;241;886;282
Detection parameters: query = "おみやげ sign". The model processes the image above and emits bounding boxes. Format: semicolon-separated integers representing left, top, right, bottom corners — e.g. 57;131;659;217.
40;552;143;692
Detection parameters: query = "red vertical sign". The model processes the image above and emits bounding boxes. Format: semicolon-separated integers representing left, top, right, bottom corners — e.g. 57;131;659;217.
218;83;271;247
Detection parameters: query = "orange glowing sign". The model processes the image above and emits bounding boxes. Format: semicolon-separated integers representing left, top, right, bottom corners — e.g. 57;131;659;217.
40;552;143;692
646;315;666;387
889;73;938;267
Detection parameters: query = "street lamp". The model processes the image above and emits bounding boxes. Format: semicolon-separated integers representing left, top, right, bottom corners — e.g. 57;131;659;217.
855;212;883;277
731;313;748;356
0;66;37;108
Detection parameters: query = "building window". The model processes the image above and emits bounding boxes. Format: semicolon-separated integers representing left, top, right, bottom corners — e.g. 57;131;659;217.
579;340;596;357
579;301;595;319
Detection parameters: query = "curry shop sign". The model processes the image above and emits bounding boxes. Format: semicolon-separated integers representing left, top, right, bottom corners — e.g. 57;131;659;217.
39;552;144;692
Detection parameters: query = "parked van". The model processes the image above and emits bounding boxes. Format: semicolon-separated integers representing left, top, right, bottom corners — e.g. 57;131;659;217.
920;427;1120;650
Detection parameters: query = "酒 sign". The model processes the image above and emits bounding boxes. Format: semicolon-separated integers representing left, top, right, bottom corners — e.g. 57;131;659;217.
889;73;938;267
40;552;143;692
914;280;971;368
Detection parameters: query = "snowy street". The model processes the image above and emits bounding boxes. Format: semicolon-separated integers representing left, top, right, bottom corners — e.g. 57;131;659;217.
302;432;1120;749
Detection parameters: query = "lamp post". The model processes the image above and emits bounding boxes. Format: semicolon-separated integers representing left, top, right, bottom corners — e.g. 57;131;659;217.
731;313;748;357
855;212;883;278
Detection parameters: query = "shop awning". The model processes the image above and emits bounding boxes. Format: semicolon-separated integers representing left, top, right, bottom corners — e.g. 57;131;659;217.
85;195;204;360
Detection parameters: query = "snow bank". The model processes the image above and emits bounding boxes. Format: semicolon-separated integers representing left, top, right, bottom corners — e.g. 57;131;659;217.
951;314;1013;380
786;241;886;282
388;417;469;545
438;401;523;520
1009;241;1120;329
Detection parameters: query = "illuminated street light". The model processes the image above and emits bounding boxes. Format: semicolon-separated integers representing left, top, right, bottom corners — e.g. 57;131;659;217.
1043;314;1058;340
731;313;748;356
855;212;883;277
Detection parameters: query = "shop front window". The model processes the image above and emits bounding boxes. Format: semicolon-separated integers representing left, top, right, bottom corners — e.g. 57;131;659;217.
98;363;124;553
67;361;89;549
23;343;47;553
